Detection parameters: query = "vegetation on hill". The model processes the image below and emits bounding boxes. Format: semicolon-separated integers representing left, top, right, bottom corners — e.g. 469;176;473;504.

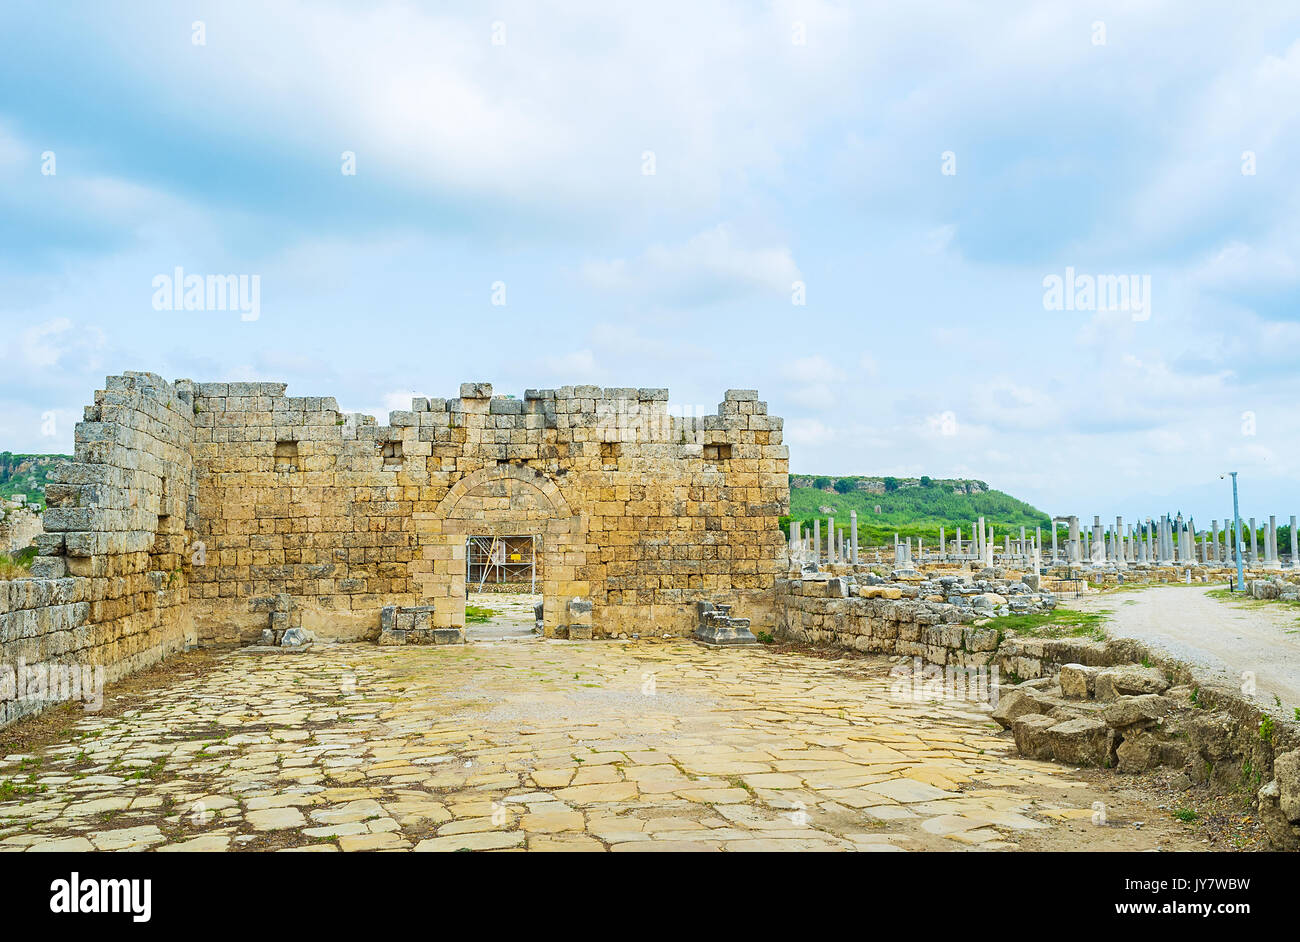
784;474;1054;547
0;453;68;510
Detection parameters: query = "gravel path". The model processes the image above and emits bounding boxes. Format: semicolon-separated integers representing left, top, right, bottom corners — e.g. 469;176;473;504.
1070;584;1300;711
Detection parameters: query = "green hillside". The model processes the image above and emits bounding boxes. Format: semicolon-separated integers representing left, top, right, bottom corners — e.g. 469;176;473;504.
785;475;1053;547
0;453;68;510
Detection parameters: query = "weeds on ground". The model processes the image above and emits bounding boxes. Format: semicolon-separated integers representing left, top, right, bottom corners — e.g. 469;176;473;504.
987;608;1109;642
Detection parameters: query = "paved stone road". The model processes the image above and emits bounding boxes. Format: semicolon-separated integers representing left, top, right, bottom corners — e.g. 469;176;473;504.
1071;585;1300;711
0;640;1205;852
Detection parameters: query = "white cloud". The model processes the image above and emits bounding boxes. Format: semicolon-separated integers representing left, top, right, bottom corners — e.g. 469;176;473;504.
16;318;105;370
582;224;801;305
542;349;599;380
786;418;837;447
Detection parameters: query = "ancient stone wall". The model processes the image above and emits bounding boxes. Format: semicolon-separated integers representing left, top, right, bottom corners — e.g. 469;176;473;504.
1;372;195;726
1;372;786;726
0;505;42;554
187;382;788;644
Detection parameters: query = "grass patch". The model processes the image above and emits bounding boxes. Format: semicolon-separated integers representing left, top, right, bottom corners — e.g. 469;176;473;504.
1206;586;1300;627
1172;807;1199;822
0;546;36;579
464;605;497;624
0;778;46;800
988;608;1109;641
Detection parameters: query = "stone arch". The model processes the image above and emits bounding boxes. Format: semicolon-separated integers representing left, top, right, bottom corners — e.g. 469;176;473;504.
411;465;588;638
432;463;573;521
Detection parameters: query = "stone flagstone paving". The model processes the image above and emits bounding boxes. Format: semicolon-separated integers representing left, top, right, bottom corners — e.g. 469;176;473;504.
0;639;1198;852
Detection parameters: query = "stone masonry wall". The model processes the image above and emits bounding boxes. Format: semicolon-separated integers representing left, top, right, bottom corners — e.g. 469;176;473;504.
1;373;195;726
188;382;788;644
2;372;786;727
776;575;1154;676
0;505;43;554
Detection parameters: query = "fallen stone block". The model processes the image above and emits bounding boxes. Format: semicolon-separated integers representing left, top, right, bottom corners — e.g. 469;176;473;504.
992;687;1053;729
1059;663;1101;699
1258;749;1300;849
281;627;313;648
1094;665;1169;701
1046;717;1113;767
1102;694;1172;729
1011;714;1058;760
1116;730;1162;773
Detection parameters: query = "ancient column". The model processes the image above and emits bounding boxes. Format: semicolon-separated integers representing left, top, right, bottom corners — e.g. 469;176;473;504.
850;511;859;564
1268;515;1280;568
813;519;821;565
1291;515;1298;569
1249;517;1258;565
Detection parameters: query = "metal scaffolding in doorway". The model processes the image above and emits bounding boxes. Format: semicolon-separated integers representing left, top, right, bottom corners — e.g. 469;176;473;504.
466;535;537;591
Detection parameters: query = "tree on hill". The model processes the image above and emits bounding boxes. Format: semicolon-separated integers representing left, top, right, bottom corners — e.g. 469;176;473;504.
883;476;900;492
833;478;855;494
812;476;831;490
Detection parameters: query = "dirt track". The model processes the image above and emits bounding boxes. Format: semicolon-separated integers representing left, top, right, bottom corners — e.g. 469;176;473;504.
1071;585;1300;712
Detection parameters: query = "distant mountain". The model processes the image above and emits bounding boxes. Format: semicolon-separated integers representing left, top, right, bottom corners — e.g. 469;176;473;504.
786;475;1052;545
0;453;69;510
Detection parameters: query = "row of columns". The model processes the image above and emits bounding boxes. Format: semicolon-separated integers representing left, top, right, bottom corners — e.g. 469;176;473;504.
789;511;860;566
789;510;1298;570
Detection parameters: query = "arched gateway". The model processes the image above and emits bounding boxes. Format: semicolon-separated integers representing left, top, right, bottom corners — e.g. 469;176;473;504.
412;464;589;638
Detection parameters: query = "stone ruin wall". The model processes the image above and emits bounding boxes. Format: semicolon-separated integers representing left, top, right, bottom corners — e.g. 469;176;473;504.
1;371;789;726
1;373;195;726
0;504;43;555
188;381;788;644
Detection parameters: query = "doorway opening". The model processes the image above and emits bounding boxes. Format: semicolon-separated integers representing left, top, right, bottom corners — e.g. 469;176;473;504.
465;534;541;641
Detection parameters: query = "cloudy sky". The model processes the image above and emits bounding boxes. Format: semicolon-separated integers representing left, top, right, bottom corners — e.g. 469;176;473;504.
1;1;1298;522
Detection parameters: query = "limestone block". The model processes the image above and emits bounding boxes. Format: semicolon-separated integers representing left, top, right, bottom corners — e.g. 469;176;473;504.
1011;714;1057;759
1101;694;1172;729
1058;663;1101;699
992;687;1052;728
1094;665;1169;701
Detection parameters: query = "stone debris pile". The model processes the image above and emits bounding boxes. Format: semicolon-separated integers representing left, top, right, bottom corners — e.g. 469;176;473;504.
994;658;1300;849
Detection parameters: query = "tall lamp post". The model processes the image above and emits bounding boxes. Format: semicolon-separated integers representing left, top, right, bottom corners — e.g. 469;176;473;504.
1221;472;1245;590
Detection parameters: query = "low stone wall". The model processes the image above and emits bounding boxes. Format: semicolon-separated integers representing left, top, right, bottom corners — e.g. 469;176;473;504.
775;574;1146;677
